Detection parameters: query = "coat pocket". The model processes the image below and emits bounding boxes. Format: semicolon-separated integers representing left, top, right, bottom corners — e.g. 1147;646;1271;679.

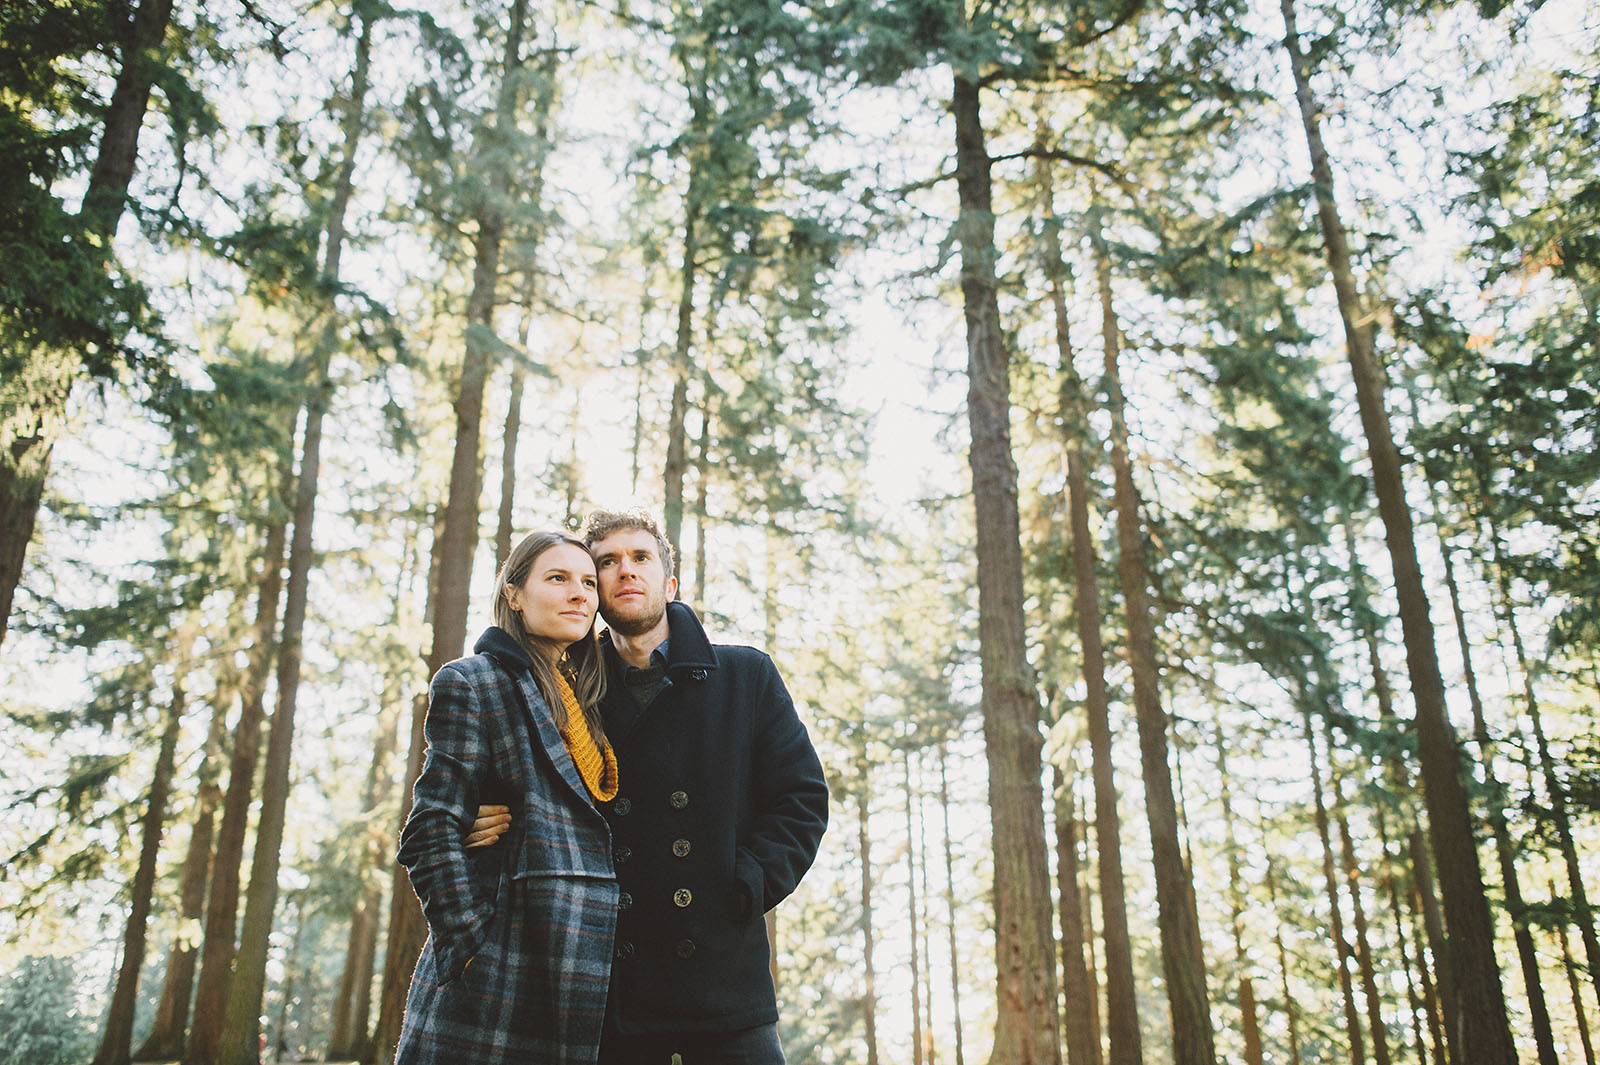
434;864;504;985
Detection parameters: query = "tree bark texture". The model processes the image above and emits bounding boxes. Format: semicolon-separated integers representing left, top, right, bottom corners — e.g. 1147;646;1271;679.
1277;2;1516;1057
951;68;1061;1065
1039;145;1142;1065
91;678;184;1065
858;764;881;1065
185;488;291;1065
939;743;966;1065
1093;218;1216;1065
133;698;228;1061
216;13;372;1057
1439;543;1559;1065
1054;769;1101;1065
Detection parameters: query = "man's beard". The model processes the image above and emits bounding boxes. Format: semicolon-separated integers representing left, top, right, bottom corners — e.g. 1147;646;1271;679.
603;600;666;638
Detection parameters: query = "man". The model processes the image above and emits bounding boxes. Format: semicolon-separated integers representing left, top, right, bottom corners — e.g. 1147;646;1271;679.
473;508;828;1064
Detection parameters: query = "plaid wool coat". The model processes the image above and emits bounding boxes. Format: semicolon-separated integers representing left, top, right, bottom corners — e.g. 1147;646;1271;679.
395;627;617;1065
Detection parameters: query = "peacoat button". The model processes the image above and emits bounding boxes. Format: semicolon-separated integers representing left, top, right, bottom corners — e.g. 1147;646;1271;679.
669;789;689;809
615;845;632;863
618;891;633;910
614;797;632;816
672;838;691;858
673;888;692;908
615;940;635;959
675;938;696;959
690;669;708;681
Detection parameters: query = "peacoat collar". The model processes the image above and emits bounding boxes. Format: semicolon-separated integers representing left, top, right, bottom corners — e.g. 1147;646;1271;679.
599;600;718;678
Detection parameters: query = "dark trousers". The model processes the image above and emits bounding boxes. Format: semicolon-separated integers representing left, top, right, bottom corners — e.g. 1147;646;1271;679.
596;1021;786;1065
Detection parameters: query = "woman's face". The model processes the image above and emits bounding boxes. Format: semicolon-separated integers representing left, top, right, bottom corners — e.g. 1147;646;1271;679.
505;542;599;652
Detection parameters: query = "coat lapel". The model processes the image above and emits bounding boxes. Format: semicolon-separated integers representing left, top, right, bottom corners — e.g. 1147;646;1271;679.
511;671;595;811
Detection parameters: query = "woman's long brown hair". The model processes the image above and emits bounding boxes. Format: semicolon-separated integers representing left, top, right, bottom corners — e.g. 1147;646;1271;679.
492;530;607;741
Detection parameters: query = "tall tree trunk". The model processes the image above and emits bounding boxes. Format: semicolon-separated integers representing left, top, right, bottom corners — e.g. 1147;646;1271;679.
0;0;176;647
1277;3;1515;1056
859;765;882;1065
1378;814;1430;1065
1437;541;1559;1065
1266;862;1305;1065
939;743;966;1065
904;747;925;1065
1336;813;1391;1065
1299;700;1366;1065
373;7;529;1056
917;754;936;1064
1054;767;1101;1065
1407;827;1457;1065
494;362;525;570
186;475;292;1065
950;63;1061;1065
1214;726;1263;1065
92;666;187;1065
1039;145;1142;1065
662;46;709;567
1092;213;1215;1065
1555;882;1599;1065
133;696;228;1061
327;671;404;1060
691;399;712;599
1487;523;1600;1008
217;13;371;1058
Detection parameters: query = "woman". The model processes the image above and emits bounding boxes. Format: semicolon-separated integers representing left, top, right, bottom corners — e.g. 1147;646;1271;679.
395;530;619;1065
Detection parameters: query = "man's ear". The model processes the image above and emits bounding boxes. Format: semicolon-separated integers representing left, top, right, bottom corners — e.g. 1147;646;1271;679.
667;574;679;601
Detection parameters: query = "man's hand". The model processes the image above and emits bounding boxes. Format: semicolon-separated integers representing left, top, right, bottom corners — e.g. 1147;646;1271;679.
465;804;511;849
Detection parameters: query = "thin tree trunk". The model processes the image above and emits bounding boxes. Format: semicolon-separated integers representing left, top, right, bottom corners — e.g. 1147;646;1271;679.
1555;881;1599;1065
327;671;404;1060
859;764;882;1065
692;399;712;600
1214;726;1263;1065
494;363;525;570
1437;541;1559;1065
217;13;371;1058
662;45;708;567
917;754;936;1064
1408;827;1457;1065
1487;523;1600;1009
1039;143;1142;1065
1277;2;1515;1056
372;505;446;1065
1299;699;1366;1065
92;669;186;1065
133;696;228;1061
950;63;1061;1065
1378;814;1429;1065
939;743;966;1065
1055;767;1101;1065
1266;862;1305;1065
904;747;925;1065
372;0;530;1052
0;0;177;647
1336;813;1391;1065
1092;213;1214;1065
186;475;292;1065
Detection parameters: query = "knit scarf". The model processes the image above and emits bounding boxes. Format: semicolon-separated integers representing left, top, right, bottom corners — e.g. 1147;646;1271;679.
555;673;618;802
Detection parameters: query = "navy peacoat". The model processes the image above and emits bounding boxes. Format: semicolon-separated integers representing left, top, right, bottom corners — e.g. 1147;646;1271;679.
599;601;829;1035
395;627;617;1065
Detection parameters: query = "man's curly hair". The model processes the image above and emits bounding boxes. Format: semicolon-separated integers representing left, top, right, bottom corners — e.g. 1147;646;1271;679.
579;507;676;581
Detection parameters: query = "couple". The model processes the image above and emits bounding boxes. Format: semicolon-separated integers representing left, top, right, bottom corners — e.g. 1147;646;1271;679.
393;509;829;1065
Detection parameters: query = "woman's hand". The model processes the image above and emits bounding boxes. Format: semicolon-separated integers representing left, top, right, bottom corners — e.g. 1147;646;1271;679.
465;804;511;849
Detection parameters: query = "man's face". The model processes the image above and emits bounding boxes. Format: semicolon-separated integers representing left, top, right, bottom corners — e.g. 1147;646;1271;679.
589;528;677;638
